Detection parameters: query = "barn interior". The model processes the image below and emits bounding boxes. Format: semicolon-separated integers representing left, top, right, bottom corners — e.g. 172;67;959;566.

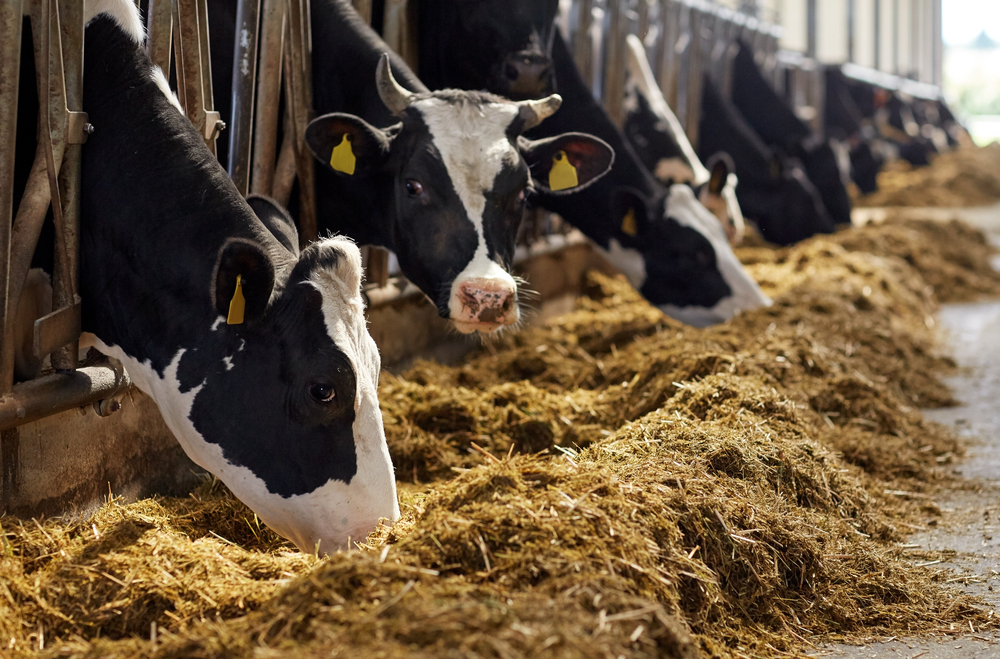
3;1;1000;658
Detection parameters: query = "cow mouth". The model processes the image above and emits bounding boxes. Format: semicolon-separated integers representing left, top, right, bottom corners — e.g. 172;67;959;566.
452;319;505;334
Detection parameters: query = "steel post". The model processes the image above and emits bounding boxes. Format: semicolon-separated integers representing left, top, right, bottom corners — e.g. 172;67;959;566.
684;7;703;149
0;0;23;394
573;0;594;91
284;0;317;244
228;0;261;194
0;364;132;431
603;0;627;126
146;0;172;77
250;0;284;196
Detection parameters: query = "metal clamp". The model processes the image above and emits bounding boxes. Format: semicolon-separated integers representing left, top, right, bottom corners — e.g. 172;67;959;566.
67;111;93;144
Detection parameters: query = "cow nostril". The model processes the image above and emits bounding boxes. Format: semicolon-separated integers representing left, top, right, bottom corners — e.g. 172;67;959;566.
505;63;520;81
502;298;511;312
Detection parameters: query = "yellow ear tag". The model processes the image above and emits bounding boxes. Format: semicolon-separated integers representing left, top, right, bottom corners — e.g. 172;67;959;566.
330;134;356;175
227;274;245;325
621;208;638;236
549;150;578;191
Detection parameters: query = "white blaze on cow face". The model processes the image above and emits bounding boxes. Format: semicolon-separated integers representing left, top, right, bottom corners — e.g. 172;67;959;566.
659;185;770;326
412;98;522;334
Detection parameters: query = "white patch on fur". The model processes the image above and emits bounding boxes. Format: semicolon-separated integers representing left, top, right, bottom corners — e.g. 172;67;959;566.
659;185;770;326
595;239;647;290
151;66;185;115
85;0;145;44
624;35;710;185
80;241;398;553
413;98;521;328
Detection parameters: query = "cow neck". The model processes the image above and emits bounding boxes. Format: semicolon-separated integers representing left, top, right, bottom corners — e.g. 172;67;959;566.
525;32;661;248
731;44;810;146
79;16;288;374
698;78;776;189
309;0;429;248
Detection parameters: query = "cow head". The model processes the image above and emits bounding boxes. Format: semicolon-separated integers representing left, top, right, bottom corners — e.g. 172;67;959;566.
425;0;559;100
736;154;836;246
698;153;744;246
849;139;882;194
793;139;853;226
306;56;613;334
597;185;770;327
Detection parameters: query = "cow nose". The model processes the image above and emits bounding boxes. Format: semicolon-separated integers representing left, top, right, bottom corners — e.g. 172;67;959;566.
454;278;517;332
503;52;552;98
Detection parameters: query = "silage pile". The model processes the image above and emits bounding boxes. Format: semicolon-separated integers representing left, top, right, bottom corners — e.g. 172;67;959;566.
856;142;1000;208
2;220;1000;658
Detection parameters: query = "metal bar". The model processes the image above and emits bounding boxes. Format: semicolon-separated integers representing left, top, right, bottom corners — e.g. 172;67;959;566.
0;364;132;431
573;0;594;91
603;0;627;126
806;0;816;59
250;0;284;196
684;7;703;149
382;0;417;71
352;0;372;24
228;0;261;194
271;111;297;206
0;0;23;394
197;0;221;154
146;0;173;76
284;0;316;244
175;0;207;142
50;0;83;370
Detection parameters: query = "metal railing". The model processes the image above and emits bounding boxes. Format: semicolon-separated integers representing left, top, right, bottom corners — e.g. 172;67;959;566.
0;0;132;431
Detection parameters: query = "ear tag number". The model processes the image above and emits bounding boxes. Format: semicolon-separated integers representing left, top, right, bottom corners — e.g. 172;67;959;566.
330;134;356;175
549;150;578;191
227;274;245;325
621;208;638;236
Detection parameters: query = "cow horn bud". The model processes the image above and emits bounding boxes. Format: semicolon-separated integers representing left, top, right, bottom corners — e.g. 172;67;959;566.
376;53;415;117
517;94;562;131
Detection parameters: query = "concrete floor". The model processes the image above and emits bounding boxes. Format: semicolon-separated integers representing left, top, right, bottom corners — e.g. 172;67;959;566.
819;208;1000;657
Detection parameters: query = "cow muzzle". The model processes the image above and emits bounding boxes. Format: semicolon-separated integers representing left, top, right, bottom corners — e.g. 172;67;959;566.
451;277;519;333
500;51;554;100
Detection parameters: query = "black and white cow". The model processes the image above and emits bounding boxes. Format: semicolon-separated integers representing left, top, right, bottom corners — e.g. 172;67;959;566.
209;0;614;334
416;0;559;101
14;0;397;554
730;42;852;228
699;76;835;246
621;34;745;245
407;5;770;327
824;67;885;194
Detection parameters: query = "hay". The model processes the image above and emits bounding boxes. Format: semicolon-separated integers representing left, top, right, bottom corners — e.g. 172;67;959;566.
2;219;999;658
856;143;1000;208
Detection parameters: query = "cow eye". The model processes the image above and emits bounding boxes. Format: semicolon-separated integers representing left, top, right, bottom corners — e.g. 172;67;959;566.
405;179;424;197
309;382;336;403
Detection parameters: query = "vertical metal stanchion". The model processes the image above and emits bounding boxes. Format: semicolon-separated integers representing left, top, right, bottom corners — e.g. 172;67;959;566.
284;0;317;245
352;0;372;24
146;0;173;76
0;0;23;394
684;6;703;149
574;0;594;91
251;0;284;196
174;0;222;153
383;0;418;71
47;0;84;371
656;0;680;110
603;0;627;126
228;0;261;194
196;0;221;155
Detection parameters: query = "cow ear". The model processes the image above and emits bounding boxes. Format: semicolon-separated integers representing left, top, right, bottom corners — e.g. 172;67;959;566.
214;238;276;326
609;187;650;239
305;113;391;177
705;152;733;195
247;194;299;256
520;132;614;194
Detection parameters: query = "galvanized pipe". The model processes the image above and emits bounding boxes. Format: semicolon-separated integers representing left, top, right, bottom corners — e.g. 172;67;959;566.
196;0;222;153
683;6;703;149
0;364;132;431
228;0;261;194
250;0;284;196
283;0;317;244
0;0;24;394
174;0;207;142
603;0;627;126
146;0;173;77
272;112;297;206
573;0;593;91
51;0;83;370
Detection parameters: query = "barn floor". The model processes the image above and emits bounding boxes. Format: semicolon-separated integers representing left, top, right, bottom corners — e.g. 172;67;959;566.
824;208;1000;658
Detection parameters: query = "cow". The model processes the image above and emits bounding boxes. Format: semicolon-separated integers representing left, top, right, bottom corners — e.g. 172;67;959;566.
621;34;745;245
699;75;835;246
208;0;614;334
407;5;771;327
416;0;559;101
729;42;852;228
12;0;398;554
824;66;885;194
